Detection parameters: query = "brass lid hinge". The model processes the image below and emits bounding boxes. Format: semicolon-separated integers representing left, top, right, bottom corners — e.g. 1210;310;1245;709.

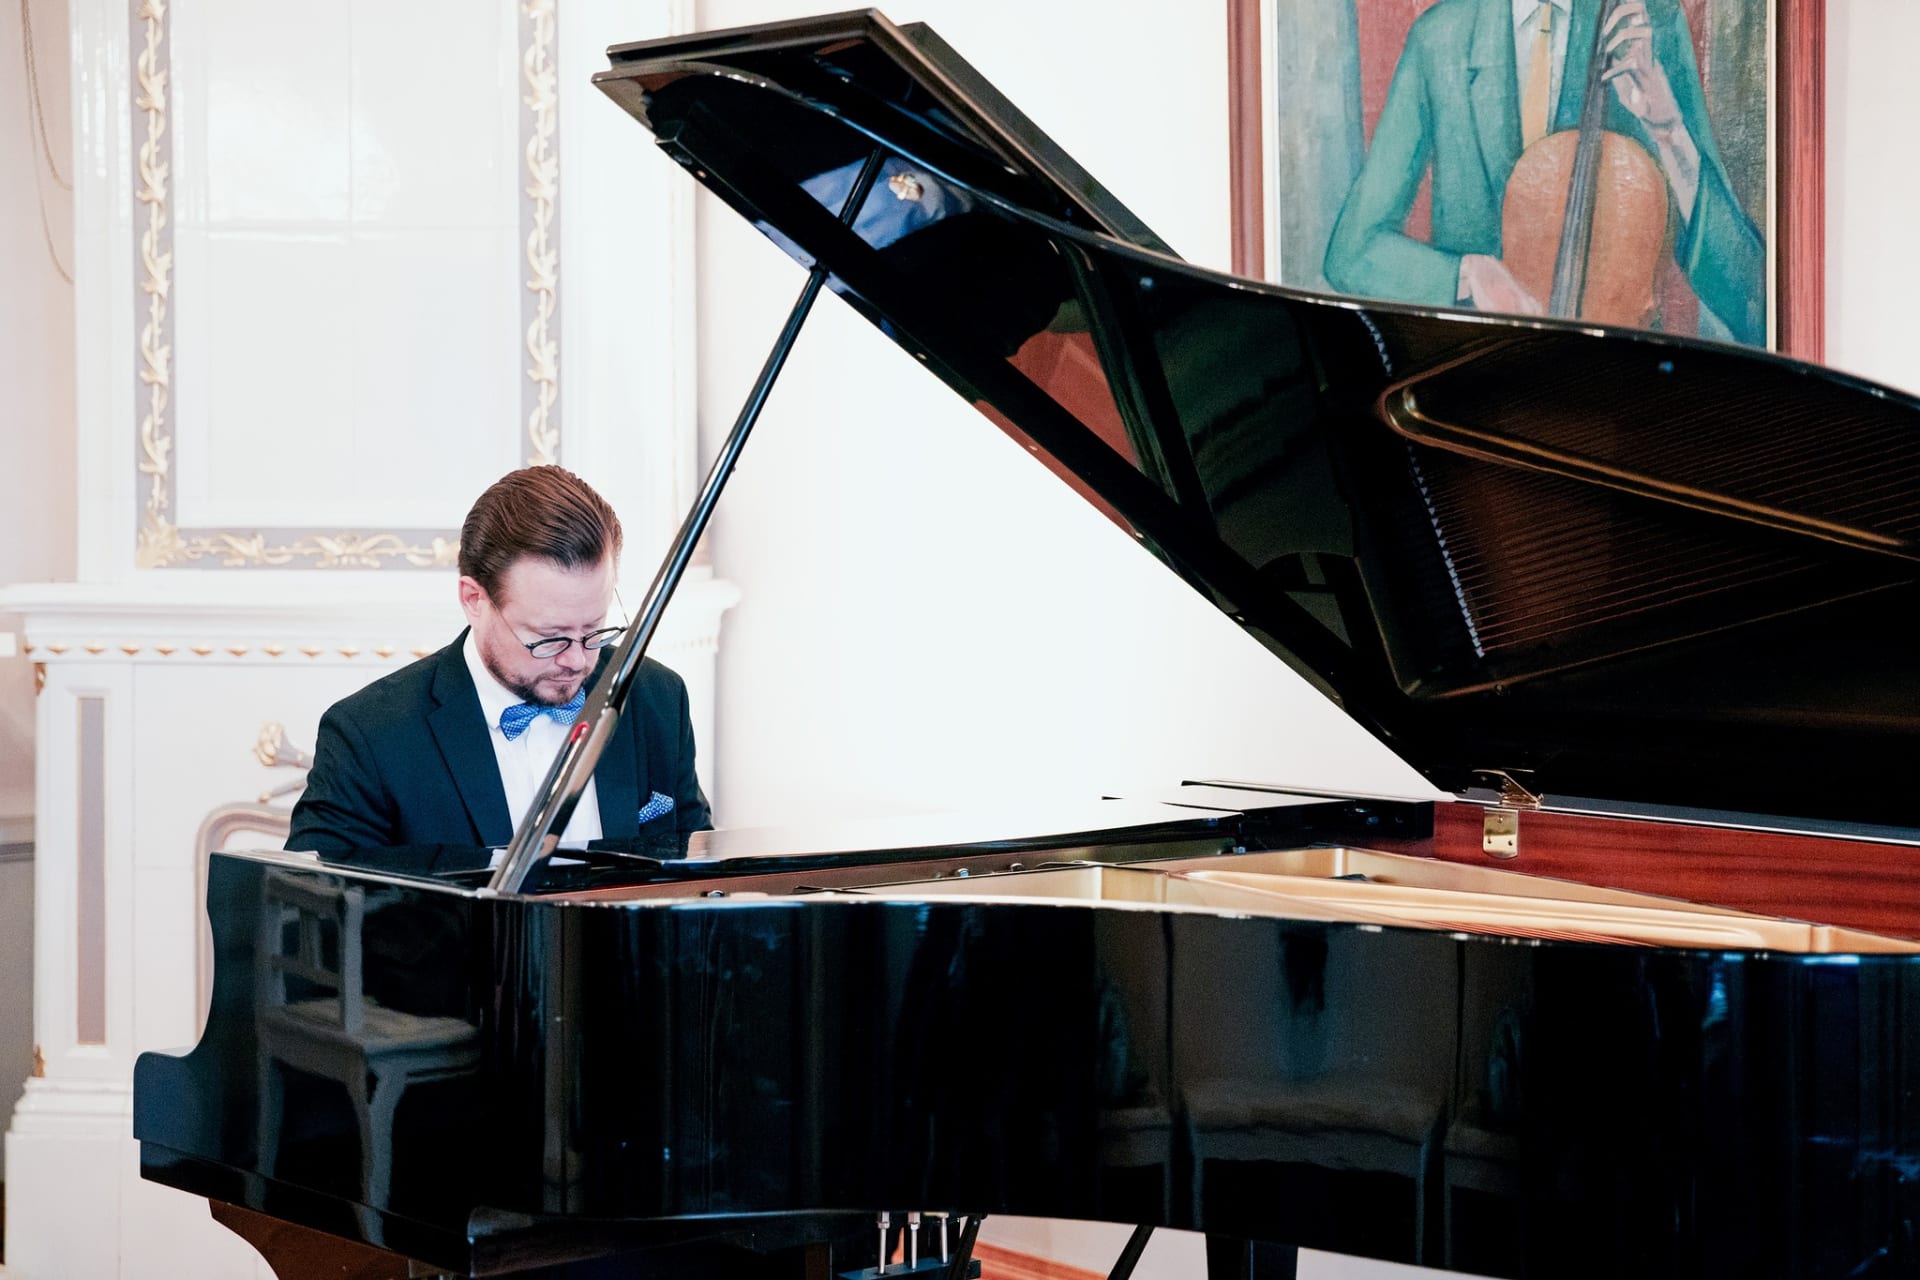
1477;770;1541;860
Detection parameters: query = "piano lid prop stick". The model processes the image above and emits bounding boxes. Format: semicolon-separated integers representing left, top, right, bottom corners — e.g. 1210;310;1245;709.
1105;1225;1155;1280
486;145;892;895
944;1216;982;1280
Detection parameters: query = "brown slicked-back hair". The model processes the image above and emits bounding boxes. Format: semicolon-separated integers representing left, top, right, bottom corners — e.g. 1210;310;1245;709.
459;466;622;602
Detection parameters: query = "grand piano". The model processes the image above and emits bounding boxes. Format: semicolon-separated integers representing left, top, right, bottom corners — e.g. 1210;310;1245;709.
135;11;1920;1279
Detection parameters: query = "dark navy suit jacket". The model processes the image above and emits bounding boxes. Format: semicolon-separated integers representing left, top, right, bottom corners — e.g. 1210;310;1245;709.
287;631;711;856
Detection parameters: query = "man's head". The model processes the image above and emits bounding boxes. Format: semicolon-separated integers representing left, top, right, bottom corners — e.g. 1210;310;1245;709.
457;467;623;707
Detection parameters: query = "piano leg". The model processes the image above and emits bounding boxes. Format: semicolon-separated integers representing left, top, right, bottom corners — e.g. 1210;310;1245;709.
1203;1235;1299;1280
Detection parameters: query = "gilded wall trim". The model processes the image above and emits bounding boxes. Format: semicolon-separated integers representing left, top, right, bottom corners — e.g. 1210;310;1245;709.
132;2;557;570
522;0;560;467
27;640;434;662
132;0;173;561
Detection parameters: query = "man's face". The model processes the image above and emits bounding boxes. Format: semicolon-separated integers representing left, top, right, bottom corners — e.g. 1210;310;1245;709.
459;554;617;707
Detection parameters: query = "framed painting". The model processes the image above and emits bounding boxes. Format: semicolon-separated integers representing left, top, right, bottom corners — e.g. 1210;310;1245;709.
1227;0;1823;358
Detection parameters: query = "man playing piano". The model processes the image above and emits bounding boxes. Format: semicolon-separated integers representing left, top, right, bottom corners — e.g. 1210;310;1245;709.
288;466;710;858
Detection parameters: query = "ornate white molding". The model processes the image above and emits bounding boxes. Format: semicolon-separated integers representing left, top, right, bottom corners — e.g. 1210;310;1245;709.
26;641;431;664
0;576;739;667
0;581;451;671
132;1;560;570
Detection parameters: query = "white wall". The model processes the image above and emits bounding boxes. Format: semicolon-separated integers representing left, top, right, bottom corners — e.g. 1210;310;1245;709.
694;0;1434;833
0;0;77;815
1825;1;1920;396
0;0;75;1188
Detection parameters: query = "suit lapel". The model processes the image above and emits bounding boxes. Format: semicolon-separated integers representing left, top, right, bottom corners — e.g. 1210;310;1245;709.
592;653;643;839
1467;0;1522;200
426;634;515;846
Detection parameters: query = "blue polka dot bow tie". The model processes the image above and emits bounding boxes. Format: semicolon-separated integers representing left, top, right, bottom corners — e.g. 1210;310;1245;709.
498;688;586;742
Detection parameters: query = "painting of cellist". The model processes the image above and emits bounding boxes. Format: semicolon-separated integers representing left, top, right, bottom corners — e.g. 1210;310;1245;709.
1253;0;1780;348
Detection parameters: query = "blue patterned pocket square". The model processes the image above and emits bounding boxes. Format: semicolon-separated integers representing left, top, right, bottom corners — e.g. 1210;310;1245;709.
636;791;675;824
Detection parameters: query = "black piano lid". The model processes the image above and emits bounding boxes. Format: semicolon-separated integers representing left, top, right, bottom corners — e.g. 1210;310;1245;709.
596;12;1920;832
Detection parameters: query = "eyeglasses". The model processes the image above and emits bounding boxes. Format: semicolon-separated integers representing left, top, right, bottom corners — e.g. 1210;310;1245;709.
518;627;625;660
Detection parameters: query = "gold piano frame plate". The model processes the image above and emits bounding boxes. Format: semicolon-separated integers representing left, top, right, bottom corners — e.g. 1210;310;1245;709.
564;846;1919;955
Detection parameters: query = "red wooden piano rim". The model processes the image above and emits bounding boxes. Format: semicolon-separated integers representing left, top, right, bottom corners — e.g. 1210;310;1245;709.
1371;802;1920;942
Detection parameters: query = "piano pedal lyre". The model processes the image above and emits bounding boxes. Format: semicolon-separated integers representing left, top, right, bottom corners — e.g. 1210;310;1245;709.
839;1211;981;1279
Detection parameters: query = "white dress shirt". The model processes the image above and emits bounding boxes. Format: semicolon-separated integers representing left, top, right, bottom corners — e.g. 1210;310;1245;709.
463;631;603;844
1513;0;1574;125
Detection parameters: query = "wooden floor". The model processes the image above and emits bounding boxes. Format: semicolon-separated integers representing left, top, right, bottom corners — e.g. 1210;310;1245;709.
974;1242;1102;1280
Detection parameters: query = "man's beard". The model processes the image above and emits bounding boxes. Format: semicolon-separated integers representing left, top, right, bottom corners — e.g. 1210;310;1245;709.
482;639;582;707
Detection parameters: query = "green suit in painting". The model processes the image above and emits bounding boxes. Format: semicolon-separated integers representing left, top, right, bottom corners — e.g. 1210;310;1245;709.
1322;0;1764;346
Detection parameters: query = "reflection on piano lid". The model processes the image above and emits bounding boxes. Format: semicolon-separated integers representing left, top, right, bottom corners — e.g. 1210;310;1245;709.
135;11;1920;1280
